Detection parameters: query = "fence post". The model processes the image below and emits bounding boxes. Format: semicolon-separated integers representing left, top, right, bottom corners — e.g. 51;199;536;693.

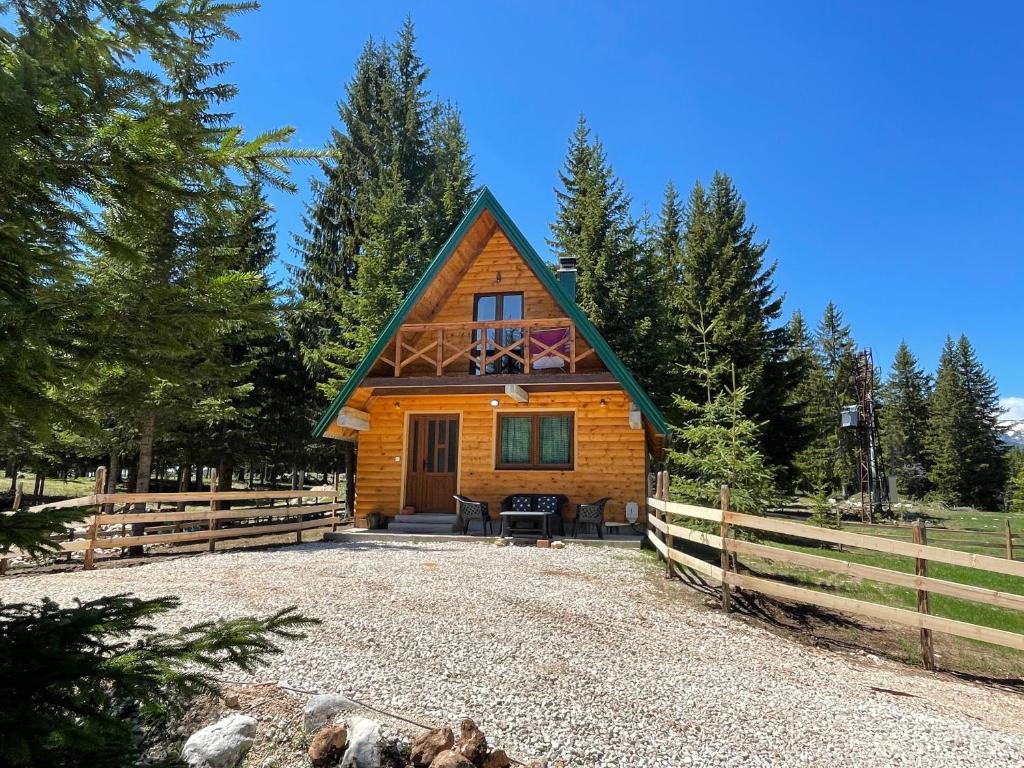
207;468;218;552
661;470;673;580
720;485;732;613
912;521;935;671
83;466;106;571
12;481;23;510
1006;520;1014;561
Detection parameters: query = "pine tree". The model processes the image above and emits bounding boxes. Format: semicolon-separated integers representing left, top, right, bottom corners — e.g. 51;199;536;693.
0;507;313;768
672;172;801;484
1008;461;1024;514
788;310;833;494
953;335;1006;508
926;337;966;503
294;20;474;399
549;116;666;392
668;322;778;515
880;341;931;497
649;181;687;407
814;302;859;494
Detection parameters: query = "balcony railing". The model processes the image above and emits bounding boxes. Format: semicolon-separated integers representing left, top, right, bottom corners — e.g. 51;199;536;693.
380;318;594;377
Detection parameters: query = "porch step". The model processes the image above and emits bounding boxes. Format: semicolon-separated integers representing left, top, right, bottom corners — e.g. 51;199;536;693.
392;513;457;525
386;522;459;535
387;513;459;535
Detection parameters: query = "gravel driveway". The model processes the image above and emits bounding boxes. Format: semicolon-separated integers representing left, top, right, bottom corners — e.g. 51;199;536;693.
5;540;1024;767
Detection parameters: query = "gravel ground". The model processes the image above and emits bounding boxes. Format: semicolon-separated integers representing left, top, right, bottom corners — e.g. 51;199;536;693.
5;540;1024;767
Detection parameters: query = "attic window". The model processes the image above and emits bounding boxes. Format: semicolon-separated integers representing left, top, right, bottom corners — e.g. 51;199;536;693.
496;413;574;470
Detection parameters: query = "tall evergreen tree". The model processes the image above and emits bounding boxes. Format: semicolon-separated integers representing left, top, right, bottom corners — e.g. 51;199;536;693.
813;302;859;493
648;181;687;406
549;116;664;391
926;337;968;503
952;335;1006;508
673;172;802;484
787;310;832;493
880;341;931;497
294;20;475;399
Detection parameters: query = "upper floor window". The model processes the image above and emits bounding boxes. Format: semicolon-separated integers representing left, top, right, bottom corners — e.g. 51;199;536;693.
472;292;523;375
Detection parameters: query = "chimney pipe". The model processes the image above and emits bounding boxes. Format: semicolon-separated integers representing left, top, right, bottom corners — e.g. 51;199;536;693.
557;256;577;302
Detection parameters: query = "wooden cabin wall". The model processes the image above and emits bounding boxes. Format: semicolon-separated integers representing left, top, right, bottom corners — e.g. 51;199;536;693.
353;390;646;523
392;228;602;377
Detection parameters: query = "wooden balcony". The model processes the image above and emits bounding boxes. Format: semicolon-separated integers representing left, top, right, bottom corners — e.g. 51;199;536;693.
379;318;595;377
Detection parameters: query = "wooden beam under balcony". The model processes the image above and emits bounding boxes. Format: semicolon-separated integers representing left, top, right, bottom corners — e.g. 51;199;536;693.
336;406;370;431
504;383;529;403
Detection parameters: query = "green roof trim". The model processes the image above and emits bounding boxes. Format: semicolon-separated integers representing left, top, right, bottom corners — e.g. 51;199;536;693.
313;186;670;438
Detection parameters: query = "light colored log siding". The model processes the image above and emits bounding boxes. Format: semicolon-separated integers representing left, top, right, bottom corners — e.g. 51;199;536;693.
353;390;646;523
391;227;602;377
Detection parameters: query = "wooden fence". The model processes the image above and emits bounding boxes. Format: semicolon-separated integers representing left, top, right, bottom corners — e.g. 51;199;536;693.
2;466;348;572
648;472;1024;668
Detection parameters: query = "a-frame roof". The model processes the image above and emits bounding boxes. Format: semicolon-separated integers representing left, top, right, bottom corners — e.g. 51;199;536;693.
313;187;669;438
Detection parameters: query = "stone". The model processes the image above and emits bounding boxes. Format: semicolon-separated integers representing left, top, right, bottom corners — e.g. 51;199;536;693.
482;749;511;768
304;693;357;733
411;727;455;768
308;725;348;768
455;719;487;766
429;751;475;768
340;716;382;768
223;693;241;709
536;539;550;549
550;541;565;550
181;714;257;768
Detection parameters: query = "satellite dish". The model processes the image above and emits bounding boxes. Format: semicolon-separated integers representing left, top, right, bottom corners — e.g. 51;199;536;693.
625;501;639;524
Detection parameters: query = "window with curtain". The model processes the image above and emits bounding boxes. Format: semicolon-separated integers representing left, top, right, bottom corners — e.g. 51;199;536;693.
496;412;574;469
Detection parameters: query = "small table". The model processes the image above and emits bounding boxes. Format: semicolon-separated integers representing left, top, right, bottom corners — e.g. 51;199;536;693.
500;510;554;538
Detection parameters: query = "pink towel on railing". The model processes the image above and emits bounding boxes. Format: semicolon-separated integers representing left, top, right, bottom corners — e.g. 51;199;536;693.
529;328;569;369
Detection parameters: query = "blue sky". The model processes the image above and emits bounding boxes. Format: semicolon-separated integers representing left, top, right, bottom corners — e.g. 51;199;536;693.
218;1;1023;408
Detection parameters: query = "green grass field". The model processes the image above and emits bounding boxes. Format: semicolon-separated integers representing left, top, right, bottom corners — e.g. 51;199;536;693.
663;498;1024;676
4;472;96;499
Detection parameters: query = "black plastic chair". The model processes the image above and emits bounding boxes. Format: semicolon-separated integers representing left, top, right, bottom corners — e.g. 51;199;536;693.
573;497;611;538
454;494;492;535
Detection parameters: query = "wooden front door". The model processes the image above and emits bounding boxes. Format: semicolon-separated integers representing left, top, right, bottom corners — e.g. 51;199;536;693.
405;414;460;513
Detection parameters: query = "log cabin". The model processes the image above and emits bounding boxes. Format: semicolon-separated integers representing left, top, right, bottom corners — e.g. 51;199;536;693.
313;187;669;534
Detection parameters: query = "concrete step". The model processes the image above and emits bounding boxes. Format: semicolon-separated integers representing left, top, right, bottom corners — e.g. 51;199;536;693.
392;513;457;525
386;522;459;535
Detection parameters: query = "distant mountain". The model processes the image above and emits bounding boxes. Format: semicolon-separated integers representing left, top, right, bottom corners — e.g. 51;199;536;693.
1003;420;1024;447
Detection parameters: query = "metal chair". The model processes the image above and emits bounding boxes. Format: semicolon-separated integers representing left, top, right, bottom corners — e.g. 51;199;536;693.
454;494;492;535
573;497;611;538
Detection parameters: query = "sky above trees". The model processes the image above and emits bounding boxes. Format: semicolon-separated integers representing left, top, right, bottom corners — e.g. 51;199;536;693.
213;1;1023;402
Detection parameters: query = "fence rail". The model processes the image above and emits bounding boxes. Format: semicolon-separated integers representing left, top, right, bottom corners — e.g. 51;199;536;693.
3;466;348;572
647;472;1024;667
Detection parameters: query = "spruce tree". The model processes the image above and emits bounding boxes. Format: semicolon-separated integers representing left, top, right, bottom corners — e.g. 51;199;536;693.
549;116;664;391
649;181;687;407
668;322;777;515
926;337;966;503
673;172;802;485
953;335;1006;508
815;302;859;494
0;507;313;768
788;310;833;494
294;20;474;399
880;341;931;497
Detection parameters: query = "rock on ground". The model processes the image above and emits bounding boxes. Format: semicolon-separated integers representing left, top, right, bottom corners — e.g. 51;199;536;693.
8;541;1024;767
181;714;257;768
308;725;348;768
411;726;455;768
341;716;382;768
304;693;357;733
